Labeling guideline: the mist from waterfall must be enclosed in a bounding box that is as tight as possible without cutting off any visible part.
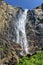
[13,9,29,55]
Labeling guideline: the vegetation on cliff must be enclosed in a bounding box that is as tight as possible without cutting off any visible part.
[18,51,43,65]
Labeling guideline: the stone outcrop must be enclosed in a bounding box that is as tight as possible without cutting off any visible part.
[0,1,43,65]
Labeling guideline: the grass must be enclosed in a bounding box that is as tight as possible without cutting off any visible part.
[18,51,43,65]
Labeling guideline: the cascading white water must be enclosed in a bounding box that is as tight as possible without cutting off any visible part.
[13,9,29,55]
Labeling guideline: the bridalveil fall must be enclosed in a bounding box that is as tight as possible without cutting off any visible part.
[12,9,29,55]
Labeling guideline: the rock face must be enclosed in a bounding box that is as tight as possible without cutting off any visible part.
[0,1,43,65]
[0,1,22,65]
[26,4,43,54]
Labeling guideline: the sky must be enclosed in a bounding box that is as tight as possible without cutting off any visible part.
[4,0,43,10]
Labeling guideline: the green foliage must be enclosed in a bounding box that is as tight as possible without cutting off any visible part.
[0,47,3,51]
[18,51,43,65]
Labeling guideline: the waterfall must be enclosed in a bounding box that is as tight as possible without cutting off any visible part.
[13,9,29,55]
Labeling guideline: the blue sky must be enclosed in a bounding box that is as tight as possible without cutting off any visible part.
[4,0,43,10]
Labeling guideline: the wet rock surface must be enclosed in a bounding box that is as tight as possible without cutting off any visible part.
[0,1,43,65]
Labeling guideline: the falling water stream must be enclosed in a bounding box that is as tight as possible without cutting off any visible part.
[13,9,29,55]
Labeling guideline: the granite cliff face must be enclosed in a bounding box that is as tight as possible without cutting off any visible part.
[26,4,43,54]
[0,1,43,65]
[0,1,22,65]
